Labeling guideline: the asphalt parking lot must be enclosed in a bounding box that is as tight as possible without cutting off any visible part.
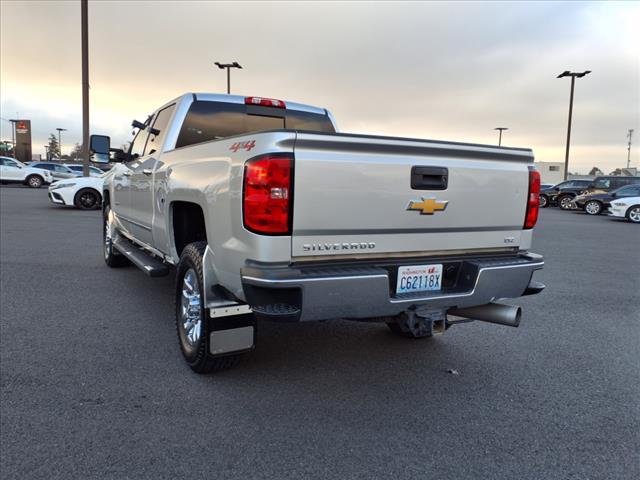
[1,186,638,480]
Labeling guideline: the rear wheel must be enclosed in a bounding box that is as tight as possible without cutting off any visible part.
[584,200,602,215]
[626,205,640,223]
[539,194,548,208]
[26,175,43,188]
[559,195,574,210]
[74,188,101,210]
[175,242,242,373]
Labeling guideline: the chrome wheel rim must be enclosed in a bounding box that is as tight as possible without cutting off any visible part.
[539,196,547,207]
[180,269,202,347]
[104,217,111,259]
[560,197,572,209]
[29,177,41,187]
[630,207,640,222]
[585,202,600,215]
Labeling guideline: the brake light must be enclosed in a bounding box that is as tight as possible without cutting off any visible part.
[245,97,286,109]
[243,154,292,234]
[524,169,541,229]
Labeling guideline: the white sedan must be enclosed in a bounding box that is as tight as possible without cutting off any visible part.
[48,175,104,210]
[608,196,640,224]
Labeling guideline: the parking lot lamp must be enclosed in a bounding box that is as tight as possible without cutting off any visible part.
[56,127,67,159]
[214,61,242,94]
[557,70,591,180]
[494,127,508,146]
[627,129,634,169]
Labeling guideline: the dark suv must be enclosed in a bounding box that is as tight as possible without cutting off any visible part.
[539,179,592,209]
[586,176,640,194]
[573,184,640,215]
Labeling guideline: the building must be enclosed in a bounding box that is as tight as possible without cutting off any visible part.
[535,161,564,185]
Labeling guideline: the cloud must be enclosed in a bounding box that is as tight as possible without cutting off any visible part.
[1,0,638,172]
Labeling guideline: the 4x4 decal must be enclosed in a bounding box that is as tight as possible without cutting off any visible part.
[230,140,256,153]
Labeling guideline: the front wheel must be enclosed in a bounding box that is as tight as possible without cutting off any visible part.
[175,242,242,373]
[103,206,129,267]
[74,188,101,210]
[559,195,574,210]
[539,194,548,208]
[584,200,602,215]
[26,175,43,188]
[626,205,640,223]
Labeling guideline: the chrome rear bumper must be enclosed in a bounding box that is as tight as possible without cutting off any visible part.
[241,252,544,322]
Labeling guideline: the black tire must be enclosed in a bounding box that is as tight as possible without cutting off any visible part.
[74,188,101,210]
[584,200,602,216]
[25,175,43,189]
[175,242,242,373]
[103,206,129,267]
[626,205,640,224]
[539,194,549,208]
[559,195,574,210]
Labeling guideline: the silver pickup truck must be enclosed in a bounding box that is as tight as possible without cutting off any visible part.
[90,92,544,373]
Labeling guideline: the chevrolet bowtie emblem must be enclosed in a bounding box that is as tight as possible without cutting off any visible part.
[406,197,449,215]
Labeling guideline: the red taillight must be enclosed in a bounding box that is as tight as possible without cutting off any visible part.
[524,169,541,229]
[245,96,286,109]
[243,154,292,234]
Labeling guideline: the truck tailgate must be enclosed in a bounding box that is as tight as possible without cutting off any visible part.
[291,133,534,258]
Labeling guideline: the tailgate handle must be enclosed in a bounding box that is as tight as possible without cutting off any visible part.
[411,166,448,190]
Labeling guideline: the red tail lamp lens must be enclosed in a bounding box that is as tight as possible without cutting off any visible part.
[243,155,292,234]
[524,169,541,229]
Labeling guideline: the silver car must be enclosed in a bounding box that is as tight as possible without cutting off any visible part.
[28,162,77,180]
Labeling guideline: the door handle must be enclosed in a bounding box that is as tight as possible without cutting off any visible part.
[122,171,132,177]
[142,169,153,176]
[411,166,448,190]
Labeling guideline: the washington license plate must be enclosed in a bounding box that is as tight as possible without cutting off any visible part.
[396,264,443,294]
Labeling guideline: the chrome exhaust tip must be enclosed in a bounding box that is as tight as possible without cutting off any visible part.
[448,303,522,328]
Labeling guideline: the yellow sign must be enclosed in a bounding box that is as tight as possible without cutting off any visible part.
[406,197,448,215]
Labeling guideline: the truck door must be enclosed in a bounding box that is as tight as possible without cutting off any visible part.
[113,124,150,242]
[128,104,176,247]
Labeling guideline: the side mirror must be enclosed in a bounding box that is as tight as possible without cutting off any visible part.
[90,134,111,163]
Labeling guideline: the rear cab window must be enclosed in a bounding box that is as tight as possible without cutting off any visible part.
[175,101,335,149]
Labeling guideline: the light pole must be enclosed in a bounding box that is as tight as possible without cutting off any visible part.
[9,119,17,158]
[557,70,591,180]
[494,127,508,146]
[214,61,242,94]
[56,127,67,160]
[627,129,634,169]
[44,145,49,161]
[81,0,90,177]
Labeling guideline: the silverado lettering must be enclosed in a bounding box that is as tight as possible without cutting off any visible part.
[302,242,376,252]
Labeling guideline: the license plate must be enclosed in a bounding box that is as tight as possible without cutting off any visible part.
[396,264,443,294]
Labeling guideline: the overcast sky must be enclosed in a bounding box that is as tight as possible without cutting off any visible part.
[1,0,638,172]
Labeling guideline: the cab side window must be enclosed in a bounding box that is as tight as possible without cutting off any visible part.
[130,123,151,159]
[145,104,176,155]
